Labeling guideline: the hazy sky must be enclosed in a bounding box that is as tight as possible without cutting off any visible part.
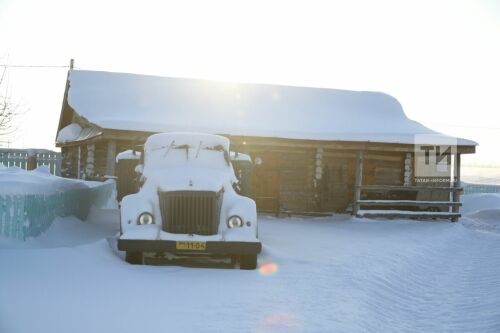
[0,0,499,165]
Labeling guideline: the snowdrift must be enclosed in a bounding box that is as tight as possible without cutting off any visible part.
[0,167,114,240]
[461,192,500,214]
[460,193,500,236]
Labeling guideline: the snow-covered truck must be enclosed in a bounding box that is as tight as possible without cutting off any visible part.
[117,132,261,269]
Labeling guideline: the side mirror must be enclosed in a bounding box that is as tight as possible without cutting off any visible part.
[134,164,144,174]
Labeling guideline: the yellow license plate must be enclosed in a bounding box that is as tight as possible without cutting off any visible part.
[176,241,207,251]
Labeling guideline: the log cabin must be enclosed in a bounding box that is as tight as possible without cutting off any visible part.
[55,68,476,220]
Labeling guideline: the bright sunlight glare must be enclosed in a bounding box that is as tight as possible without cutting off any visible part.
[0,0,499,165]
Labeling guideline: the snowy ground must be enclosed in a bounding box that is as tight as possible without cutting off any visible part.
[1,195,500,333]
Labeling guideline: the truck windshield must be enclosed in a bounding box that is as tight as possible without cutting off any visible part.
[145,141,231,170]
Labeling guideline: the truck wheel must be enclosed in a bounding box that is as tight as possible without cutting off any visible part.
[126,251,143,265]
[240,254,257,270]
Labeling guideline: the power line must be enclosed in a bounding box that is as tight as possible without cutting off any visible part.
[0,64,70,68]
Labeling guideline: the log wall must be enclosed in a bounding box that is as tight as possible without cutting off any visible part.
[61,137,410,213]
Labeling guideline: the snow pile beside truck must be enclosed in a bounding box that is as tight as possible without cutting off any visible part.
[0,166,114,240]
[0,166,87,195]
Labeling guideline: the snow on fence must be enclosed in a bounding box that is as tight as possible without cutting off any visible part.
[463,183,500,195]
[0,181,114,240]
[0,149,61,175]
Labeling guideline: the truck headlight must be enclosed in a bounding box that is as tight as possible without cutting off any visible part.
[227,215,243,228]
[137,212,154,225]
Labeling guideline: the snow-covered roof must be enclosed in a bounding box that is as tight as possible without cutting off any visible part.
[230,151,252,163]
[115,150,141,163]
[64,70,476,146]
[56,123,102,145]
[56,123,82,143]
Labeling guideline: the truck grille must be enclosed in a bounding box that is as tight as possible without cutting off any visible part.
[158,190,222,235]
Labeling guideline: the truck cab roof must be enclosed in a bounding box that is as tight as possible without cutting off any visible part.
[145,132,230,152]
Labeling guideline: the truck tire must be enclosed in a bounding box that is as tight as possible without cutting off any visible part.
[240,254,257,270]
[126,251,143,265]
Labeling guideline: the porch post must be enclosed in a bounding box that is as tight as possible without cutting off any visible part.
[77,146,81,179]
[353,150,364,216]
[106,140,117,176]
[452,153,461,219]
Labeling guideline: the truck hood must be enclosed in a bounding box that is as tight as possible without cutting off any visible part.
[142,167,236,193]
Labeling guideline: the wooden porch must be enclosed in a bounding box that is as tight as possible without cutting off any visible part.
[352,150,463,222]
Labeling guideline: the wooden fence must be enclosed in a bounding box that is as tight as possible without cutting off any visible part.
[0,149,61,175]
[463,183,500,195]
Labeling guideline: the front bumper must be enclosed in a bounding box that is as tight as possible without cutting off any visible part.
[118,239,262,255]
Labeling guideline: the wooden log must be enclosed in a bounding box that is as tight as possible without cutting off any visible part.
[358,210,461,220]
[358,200,462,207]
[358,185,463,192]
